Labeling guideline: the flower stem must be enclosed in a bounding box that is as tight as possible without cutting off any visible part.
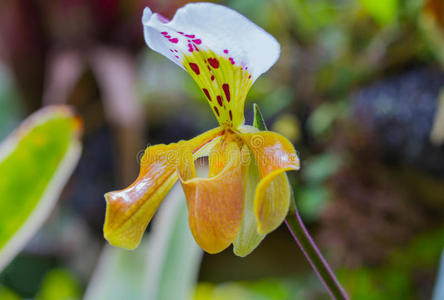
[252,103,348,299]
[285,197,349,300]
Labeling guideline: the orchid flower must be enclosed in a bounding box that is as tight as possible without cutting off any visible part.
[103,2,300,256]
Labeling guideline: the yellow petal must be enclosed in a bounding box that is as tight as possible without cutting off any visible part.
[178,140,248,254]
[255,172,292,235]
[104,127,223,250]
[241,131,300,235]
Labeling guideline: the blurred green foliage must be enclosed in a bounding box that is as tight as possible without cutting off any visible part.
[193,280,290,300]
[0,285,20,300]
[339,228,444,299]
[359,0,398,25]
[36,269,80,300]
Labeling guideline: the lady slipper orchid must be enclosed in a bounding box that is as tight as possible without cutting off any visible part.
[104,2,300,256]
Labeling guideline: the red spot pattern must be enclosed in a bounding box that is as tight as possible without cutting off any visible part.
[203,88,211,101]
[189,63,200,75]
[211,75,215,81]
[223,49,229,54]
[222,84,230,102]
[208,58,219,69]
[217,96,223,107]
[169,38,178,43]
[193,39,202,45]
[229,110,233,121]
[214,106,220,116]
[229,57,235,65]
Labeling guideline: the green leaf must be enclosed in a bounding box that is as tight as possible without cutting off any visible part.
[253,103,268,131]
[84,243,148,300]
[0,106,82,272]
[145,186,203,300]
[85,186,202,300]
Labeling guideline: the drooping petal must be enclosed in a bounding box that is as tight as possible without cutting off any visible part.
[142,3,280,127]
[254,171,292,234]
[178,140,248,254]
[241,130,300,235]
[233,154,265,257]
[104,127,223,250]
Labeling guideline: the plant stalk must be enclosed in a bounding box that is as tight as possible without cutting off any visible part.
[285,198,349,300]
[252,102,348,299]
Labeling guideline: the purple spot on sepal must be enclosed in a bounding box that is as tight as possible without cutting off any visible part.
[203,88,212,101]
[222,84,231,102]
[189,63,200,75]
[208,58,220,69]
[217,96,223,106]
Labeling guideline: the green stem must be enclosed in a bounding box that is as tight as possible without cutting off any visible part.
[252,103,347,299]
[285,197,349,300]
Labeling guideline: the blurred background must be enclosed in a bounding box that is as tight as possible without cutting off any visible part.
[0,0,444,299]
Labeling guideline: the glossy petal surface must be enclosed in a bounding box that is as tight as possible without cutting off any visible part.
[178,140,247,253]
[241,131,300,234]
[104,128,223,250]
